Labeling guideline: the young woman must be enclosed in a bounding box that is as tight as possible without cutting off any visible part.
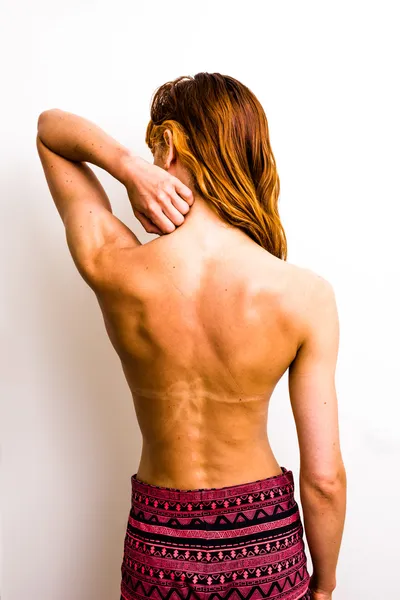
[37,73,346,600]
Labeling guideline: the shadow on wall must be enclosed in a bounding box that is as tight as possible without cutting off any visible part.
[3,169,141,600]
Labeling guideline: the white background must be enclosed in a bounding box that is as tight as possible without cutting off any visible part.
[1,1,399,598]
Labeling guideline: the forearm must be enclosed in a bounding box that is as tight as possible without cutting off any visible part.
[300,468,347,594]
[37,109,134,184]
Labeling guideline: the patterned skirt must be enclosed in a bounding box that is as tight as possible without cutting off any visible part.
[120,467,311,599]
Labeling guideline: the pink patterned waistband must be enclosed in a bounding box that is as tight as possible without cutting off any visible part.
[131,467,294,503]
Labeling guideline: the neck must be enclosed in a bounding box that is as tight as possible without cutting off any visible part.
[165,164,253,250]
[179,192,249,243]
[183,193,224,225]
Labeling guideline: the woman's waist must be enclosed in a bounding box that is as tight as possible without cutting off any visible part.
[136,440,282,491]
[131,465,296,509]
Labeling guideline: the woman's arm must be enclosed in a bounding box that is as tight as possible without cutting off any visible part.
[288,275,347,598]
[37,108,132,183]
[37,109,194,234]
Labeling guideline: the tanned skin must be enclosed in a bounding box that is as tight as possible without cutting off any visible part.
[37,109,346,599]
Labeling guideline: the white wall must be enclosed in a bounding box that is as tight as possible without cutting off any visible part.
[1,1,399,598]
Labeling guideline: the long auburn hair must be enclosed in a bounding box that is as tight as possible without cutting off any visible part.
[145,73,287,260]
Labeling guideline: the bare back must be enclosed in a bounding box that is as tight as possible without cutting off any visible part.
[93,226,316,489]
[37,105,345,594]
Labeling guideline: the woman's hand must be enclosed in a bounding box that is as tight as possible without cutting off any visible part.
[311,591,332,600]
[122,154,194,235]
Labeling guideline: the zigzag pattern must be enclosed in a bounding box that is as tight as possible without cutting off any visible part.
[121,568,312,600]
[120,468,311,599]
[132,501,297,530]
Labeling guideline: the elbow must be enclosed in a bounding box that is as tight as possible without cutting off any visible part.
[37,108,62,134]
[301,465,347,501]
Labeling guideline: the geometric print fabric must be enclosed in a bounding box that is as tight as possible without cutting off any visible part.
[121,467,311,599]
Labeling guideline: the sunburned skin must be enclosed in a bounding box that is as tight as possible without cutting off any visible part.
[94,218,315,490]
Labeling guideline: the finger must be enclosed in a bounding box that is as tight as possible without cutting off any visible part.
[148,204,177,234]
[160,198,185,227]
[134,209,164,235]
[170,191,191,216]
[173,178,194,206]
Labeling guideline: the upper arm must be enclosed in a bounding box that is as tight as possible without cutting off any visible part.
[36,134,141,287]
[288,275,342,480]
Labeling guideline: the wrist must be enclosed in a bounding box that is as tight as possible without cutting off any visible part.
[118,150,145,186]
[310,573,336,594]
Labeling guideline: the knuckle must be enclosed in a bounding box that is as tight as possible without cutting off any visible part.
[156,190,167,204]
